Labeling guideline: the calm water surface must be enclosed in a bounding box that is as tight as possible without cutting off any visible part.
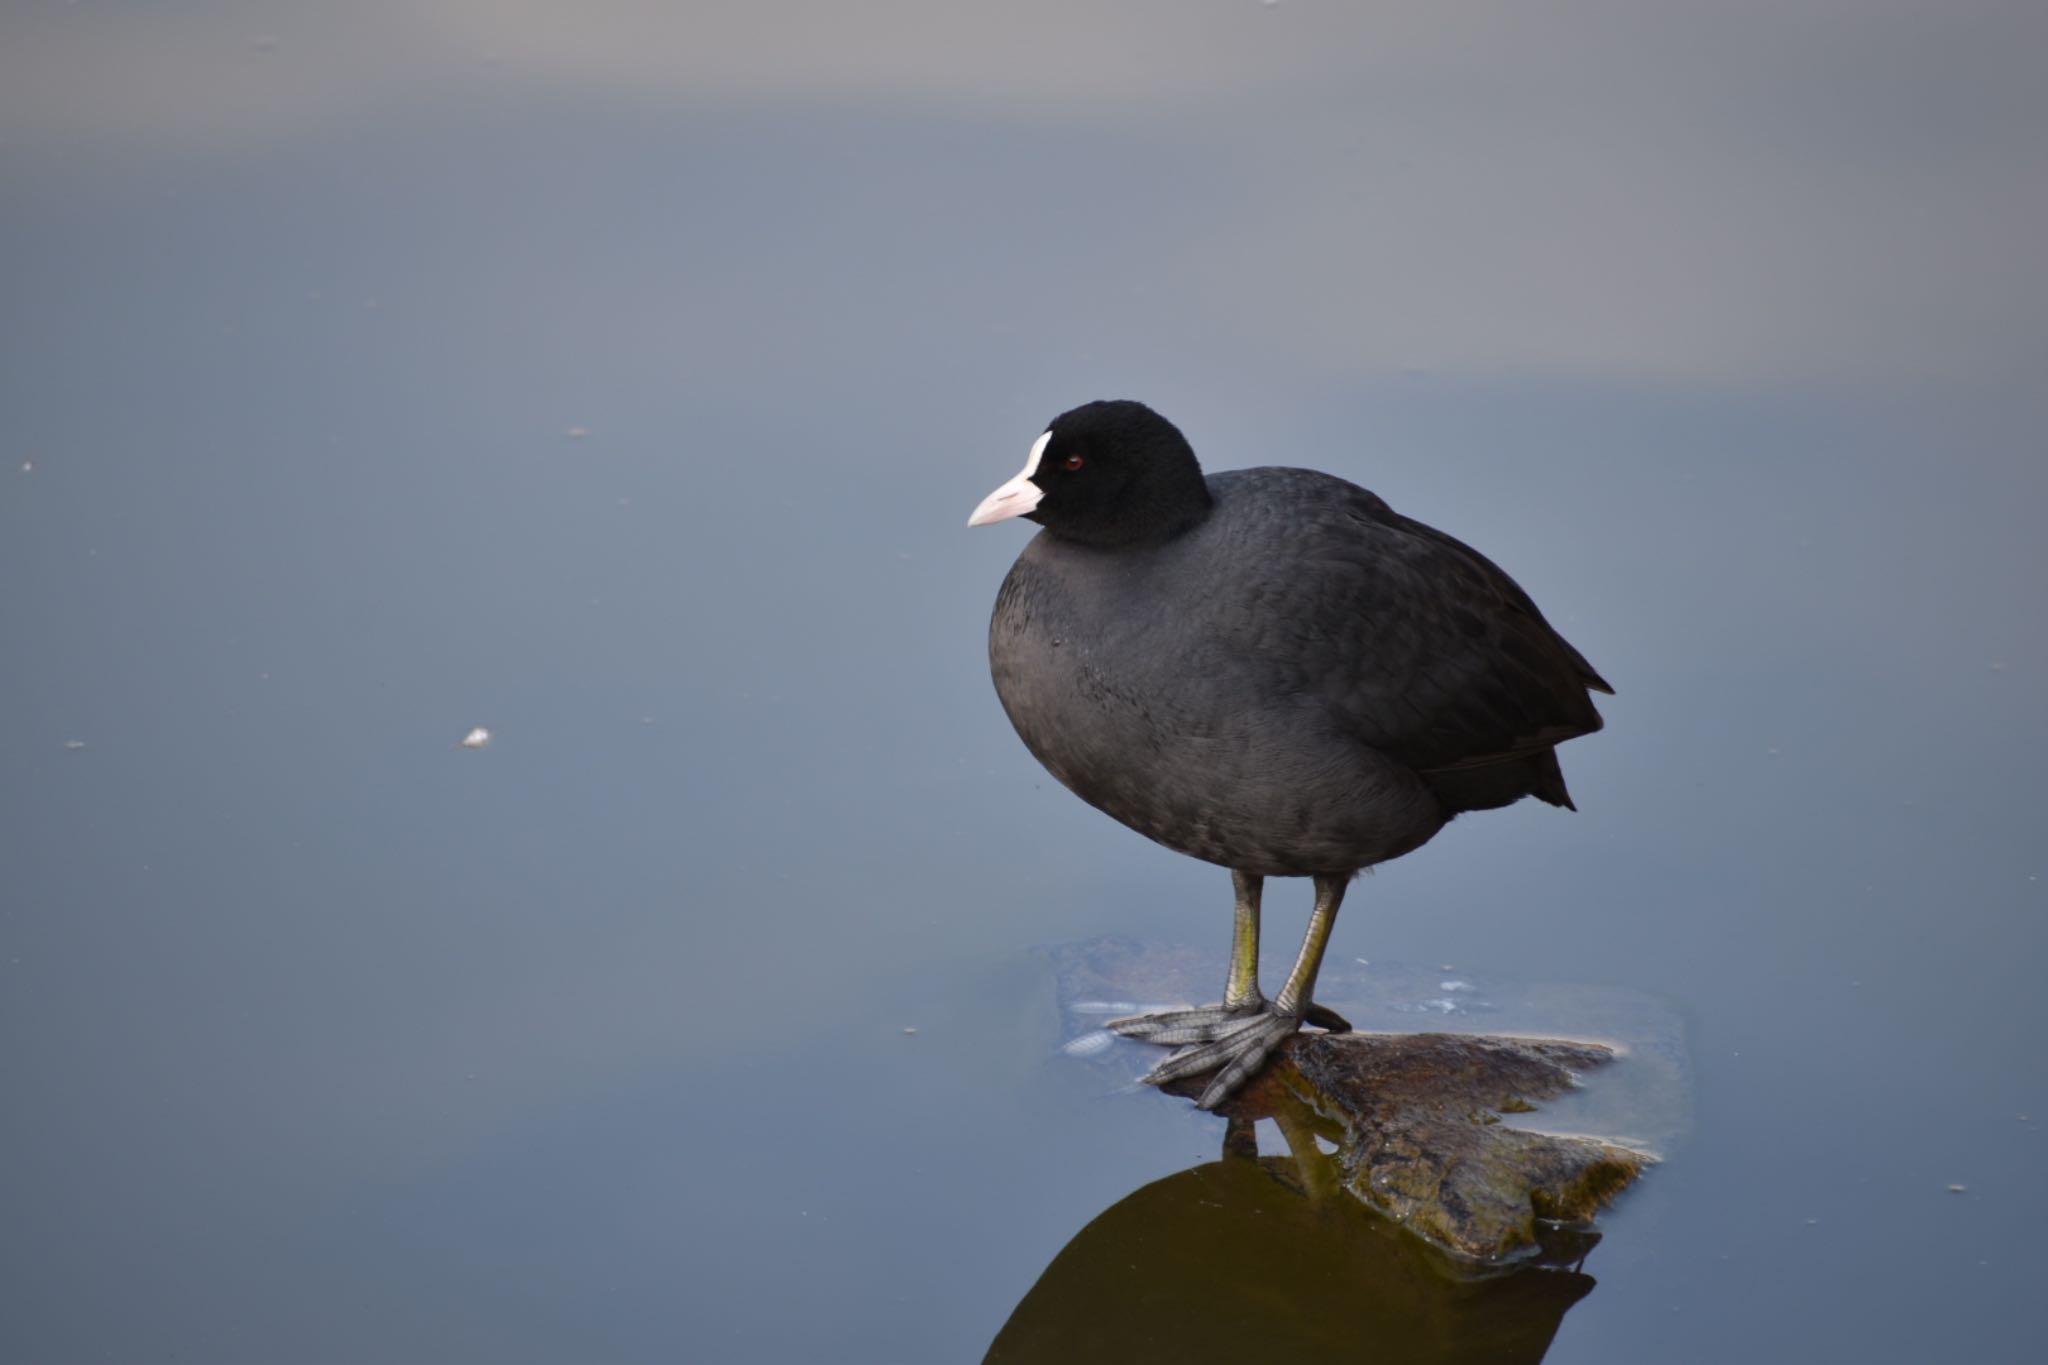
[4,5,2044,1362]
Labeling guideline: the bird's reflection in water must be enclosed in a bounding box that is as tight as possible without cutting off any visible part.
[986,1087,1597,1365]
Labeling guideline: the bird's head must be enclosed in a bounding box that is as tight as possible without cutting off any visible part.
[968,400,1213,547]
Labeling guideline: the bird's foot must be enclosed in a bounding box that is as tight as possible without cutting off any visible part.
[1107,999,1350,1045]
[1107,1000,1352,1110]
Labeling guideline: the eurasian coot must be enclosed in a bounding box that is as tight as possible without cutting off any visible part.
[970,400,1611,1109]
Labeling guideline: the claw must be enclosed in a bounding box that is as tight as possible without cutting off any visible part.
[1302,1003,1352,1033]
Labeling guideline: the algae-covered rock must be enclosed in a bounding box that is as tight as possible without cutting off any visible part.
[1045,936,1681,1264]
[1199,1030,1648,1263]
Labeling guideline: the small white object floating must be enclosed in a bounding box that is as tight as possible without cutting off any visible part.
[63,739,86,750]
[1062,1030,1116,1058]
[458,727,492,749]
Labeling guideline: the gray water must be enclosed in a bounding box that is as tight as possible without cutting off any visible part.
[4,5,2044,1362]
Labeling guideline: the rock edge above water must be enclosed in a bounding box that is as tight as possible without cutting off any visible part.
[1170,1029,1651,1264]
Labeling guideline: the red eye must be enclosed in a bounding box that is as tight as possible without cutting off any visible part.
[1063,454,1084,471]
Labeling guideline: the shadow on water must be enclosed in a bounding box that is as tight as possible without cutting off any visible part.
[977,936,1695,1362]
[986,1107,1597,1364]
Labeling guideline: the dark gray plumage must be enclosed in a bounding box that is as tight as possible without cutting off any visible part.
[970,400,1611,1107]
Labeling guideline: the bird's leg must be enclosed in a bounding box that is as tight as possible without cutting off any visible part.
[1137,874,1355,1109]
[1271,1102,1341,1203]
[1107,872,1269,1045]
[1274,874,1344,1018]
[1220,1114,1259,1161]
[1223,868,1265,1010]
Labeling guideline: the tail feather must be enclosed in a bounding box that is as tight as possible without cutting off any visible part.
[1422,748,1576,816]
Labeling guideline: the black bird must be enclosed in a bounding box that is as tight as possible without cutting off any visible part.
[970,400,1611,1108]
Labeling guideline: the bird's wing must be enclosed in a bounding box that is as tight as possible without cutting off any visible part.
[1223,490,1609,774]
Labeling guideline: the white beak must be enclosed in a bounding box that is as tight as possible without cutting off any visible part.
[969,430,1053,527]
[967,470,1044,527]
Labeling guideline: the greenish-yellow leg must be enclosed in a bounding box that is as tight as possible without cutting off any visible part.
[1109,873,1354,1109]
[1274,875,1342,1015]
[1222,869,1264,1009]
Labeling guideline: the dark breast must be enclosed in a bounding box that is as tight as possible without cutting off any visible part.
[988,468,1607,877]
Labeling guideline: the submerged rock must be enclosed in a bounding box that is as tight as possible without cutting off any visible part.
[1046,936,1679,1265]
[1183,1030,1648,1263]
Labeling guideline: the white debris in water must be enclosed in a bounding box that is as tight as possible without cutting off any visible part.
[1062,1030,1115,1058]
[900,1027,918,1035]
[1948,1183,1968,1194]
[20,461,31,473]
[565,426,591,439]
[1439,979,1474,993]
[458,727,492,749]
[63,739,86,750]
